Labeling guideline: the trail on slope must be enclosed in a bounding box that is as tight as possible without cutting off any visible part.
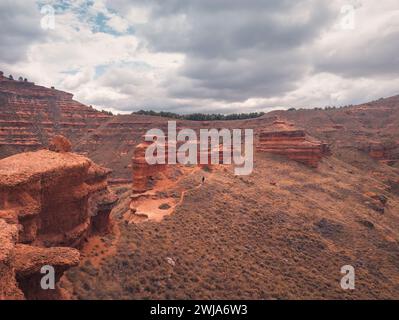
[128,166,214,223]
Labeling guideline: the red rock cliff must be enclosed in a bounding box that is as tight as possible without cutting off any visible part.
[0,74,112,158]
[0,220,24,299]
[132,140,155,194]
[0,147,117,299]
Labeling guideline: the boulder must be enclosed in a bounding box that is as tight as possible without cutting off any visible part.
[48,135,72,153]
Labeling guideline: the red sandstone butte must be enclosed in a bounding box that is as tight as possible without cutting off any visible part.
[257,121,330,168]
[132,139,155,194]
[0,148,117,299]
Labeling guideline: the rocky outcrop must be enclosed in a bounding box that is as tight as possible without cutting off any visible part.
[360,142,399,165]
[48,135,72,153]
[0,218,80,300]
[0,148,117,247]
[132,139,157,194]
[86,162,118,233]
[0,220,24,300]
[0,146,117,299]
[131,135,220,195]
[13,244,80,300]
[257,121,330,168]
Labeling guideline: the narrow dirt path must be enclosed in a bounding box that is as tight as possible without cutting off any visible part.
[133,167,215,222]
[177,179,205,206]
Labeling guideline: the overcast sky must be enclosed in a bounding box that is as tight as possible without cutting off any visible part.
[1,0,399,114]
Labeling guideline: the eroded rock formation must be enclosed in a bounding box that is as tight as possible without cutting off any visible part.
[0,218,80,300]
[131,135,219,195]
[0,220,24,300]
[361,141,399,165]
[257,121,330,168]
[132,138,156,194]
[48,135,72,153]
[0,144,117,299]
[13,244,80,300]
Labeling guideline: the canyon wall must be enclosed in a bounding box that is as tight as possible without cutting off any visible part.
[0,74,111,158]
[3,71,399,178]
[0,144,117,299]
[269,96,399,167]
[74,114,277,179]
[131,120,334,197]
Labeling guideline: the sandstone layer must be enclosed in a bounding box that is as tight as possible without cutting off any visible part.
[3,73,399,179]
[131,139,156,194]
[0,220,24,299]
[0,73,111,158]
[0,147,117,299]
[360,141,399,165]
[269,95,399,167]
[131,135,221,195]
[257,121,330,168]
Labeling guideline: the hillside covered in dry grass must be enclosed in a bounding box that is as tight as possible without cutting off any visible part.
[64,149,399,299]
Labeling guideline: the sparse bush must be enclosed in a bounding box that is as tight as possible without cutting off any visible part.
[159,203,171,210]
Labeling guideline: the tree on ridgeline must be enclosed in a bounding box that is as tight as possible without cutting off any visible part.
[132,110,265,121]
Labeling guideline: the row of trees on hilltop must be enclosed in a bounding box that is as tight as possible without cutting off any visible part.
[287,105,355,112]
[133,110,265,121]
[1,72,29,82]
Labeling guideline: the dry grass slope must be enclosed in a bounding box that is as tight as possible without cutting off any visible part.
[64,152,399,299]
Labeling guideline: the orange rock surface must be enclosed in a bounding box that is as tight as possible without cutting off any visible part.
[48,135,72,153]
[0,148,117,299]
[0,220,24,300]
[132,140,156,194]
[131,135,216,195]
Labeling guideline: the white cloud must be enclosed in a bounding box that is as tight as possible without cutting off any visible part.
[1,0,399,114]
[61,67,94,90]
[125,6,150,24]
[107,14,129,33]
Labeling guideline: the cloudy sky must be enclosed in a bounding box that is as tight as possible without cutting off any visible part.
[0,0,399,114]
